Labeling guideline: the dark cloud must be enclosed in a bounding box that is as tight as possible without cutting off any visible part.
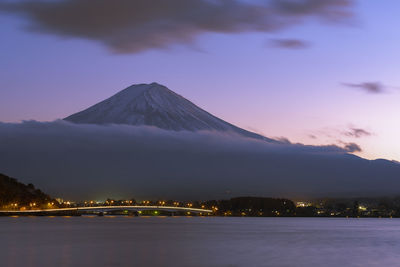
[344,127,372,138]
[272,0,353,19]
[0,120,399,201]
[0,0,355,53]
[308,134,317,139]
[312,126,372,141]
[343,82,386,94]
[269,38,310,49]
[342,142,362,152]
[274,136,291,144]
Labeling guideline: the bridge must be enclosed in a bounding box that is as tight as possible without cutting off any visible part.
[0,205,213,216]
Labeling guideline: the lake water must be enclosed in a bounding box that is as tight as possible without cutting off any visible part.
[1,216,400,267]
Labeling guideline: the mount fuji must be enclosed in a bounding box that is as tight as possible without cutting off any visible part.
[2,83,400,200]
[65,82,276,142]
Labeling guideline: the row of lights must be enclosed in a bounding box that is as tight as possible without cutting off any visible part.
[75,200,215,210]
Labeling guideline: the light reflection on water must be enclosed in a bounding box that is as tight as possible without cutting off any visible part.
[1,217,400,267]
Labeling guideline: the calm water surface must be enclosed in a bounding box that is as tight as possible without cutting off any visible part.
[1,217,400,267]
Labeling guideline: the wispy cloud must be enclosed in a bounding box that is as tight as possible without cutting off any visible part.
[306,125,373,153]
[0,0,355,53]
[342,82,386,94]
[342,142,362,152]
[308,125,373,140]
[269,38,310,49]
[343,127,372,138]
[308,134,317,140]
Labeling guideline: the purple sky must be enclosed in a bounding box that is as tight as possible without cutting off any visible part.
[1,0,399,161]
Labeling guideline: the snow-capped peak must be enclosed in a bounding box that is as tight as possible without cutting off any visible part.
[64,83,274,141]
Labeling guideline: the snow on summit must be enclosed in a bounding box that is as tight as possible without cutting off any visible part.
[64,82,274,141]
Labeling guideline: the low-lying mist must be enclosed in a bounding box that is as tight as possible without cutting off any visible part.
[0,120,399,200]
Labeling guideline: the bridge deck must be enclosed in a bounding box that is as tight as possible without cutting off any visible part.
[0,205,213,214]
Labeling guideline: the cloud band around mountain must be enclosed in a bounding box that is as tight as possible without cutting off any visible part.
[0,120,398,201]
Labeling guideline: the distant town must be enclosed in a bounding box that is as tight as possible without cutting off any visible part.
[1,173,400,218]
[52,196,400,218]
[4,195,400,218]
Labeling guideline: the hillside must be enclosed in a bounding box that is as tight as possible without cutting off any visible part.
[0,173,56,209]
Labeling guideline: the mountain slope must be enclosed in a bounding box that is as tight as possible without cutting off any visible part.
[64,82,275,142]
